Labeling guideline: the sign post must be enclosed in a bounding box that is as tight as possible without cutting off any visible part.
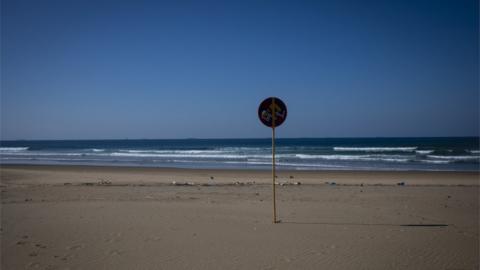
[258,97,287,223]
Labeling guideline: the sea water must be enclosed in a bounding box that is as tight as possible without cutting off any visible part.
[1,138,479,171]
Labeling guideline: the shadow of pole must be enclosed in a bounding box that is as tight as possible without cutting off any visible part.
[280,221,448,227]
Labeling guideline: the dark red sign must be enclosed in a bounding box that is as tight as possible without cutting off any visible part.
[258,97,287,128]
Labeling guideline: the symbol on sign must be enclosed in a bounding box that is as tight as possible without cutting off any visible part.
[258,97,287,128]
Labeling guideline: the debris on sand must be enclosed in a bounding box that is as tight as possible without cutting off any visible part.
[98,179,112,185]
[234,181,255,186]
[171,181,195,186]
[278,181,302,186]
[201,183,213,186]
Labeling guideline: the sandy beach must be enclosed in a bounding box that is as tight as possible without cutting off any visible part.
[1,165,478,269]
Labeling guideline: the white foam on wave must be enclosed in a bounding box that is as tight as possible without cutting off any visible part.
[334,147,417,152]
[0,157,111,162]
[295,154,410,163]
[468,150,480,154]
[110,152,246,159]
[415,150,434,155]
[91,149,105,152]
[118,149,224,154]
[218,147,268,151]
[175,150,226,154]
[427,155,480,161]
[224,160,347,168]
[0,147,29,151]
[119,150,164,153]
[0,152,83,156]
[420,160,451,164]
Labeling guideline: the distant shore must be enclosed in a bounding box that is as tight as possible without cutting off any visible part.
[1,164,478,269]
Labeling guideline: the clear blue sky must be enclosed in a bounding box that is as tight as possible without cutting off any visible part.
[1,0,478,140]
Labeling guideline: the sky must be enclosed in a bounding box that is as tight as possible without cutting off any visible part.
[1,0,478,140]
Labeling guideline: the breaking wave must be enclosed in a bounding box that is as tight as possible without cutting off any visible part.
[295,154,410,163]
[333,147,417,152]
[415,150,434,155]
[427,155,480,161]
[421,160,451,164]
[0,147,29,151]
[109,152,247,159]
[118,149,224,154]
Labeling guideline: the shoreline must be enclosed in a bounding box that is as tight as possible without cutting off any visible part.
[1,164,478,186]
[2,162,480,172]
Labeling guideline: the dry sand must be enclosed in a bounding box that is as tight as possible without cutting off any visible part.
[1,165,479,269]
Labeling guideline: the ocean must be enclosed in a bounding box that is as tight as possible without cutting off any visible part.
[0,138,479,171]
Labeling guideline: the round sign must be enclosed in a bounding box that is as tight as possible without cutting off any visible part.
[258,97,287,128]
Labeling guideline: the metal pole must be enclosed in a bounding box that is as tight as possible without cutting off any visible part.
[272,98,277,223]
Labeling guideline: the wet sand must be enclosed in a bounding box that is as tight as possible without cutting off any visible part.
[1,165,478,269]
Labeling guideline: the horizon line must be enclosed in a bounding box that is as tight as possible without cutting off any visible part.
[1,135,479,142]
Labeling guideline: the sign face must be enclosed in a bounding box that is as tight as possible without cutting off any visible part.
[258,97,287,128]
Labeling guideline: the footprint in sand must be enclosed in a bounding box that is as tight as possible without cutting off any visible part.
[26,262,41,268]
[60,254,76,261]
[29,251,39,257]
[66,244,85,250]
[104,232,123,243]
[34,243,47,249]
[108,249,123,256]
[144,236,162,242]
[104,238,114,243]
